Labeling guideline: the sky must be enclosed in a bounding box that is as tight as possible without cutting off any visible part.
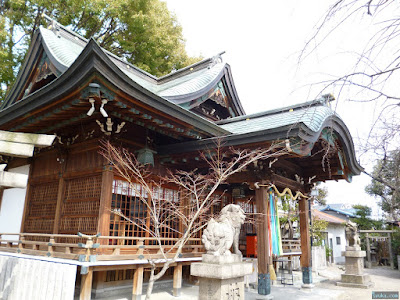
[165,0,384,218]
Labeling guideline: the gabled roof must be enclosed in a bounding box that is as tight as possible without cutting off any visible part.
[0,18,363,181]
[0,33,230,138]
[158,98,363,177]
[312,209,346,224]
[319,204,357,217]
[2,22,244,117]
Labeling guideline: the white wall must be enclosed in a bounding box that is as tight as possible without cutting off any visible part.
[327,223,346,264]
[312,245,327,271]
[0,165,29,241]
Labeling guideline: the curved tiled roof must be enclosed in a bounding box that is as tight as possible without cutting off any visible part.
[158,63,225,98]
[218,105,335,135]
[39,25,230,105]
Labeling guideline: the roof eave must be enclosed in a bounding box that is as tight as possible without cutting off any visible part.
[0,39,229,138]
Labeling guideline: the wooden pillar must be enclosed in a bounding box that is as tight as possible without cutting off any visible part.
[299,197,312,285]
[97,165,114,242]
[173,264,183,297]
[80,267,93,300]
[92,271,106,298]
[0,188,4,213]
[53,177,65,234]
[132,267,144,300]
[388,233,394,269]
[19,163,34,233]
[255,186,271,295]
[365,233,371,268]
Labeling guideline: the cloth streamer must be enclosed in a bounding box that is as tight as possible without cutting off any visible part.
[268,191,282,256]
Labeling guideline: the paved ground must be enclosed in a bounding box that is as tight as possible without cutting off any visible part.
[93,265,400,299]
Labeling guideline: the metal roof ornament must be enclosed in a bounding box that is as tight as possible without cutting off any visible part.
[208,52,224,69]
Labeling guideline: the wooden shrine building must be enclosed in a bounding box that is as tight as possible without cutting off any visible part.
[0,19,362,299]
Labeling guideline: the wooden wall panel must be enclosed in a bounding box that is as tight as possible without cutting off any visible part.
[31,152,60,179]
[65,149,104,174]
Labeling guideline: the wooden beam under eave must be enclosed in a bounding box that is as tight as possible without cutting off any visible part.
[0,170,28,188]
[273,158,304,177]
[0,130,55,147]
[270,174,305,193]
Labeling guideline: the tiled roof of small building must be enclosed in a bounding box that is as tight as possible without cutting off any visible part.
[319,204,357,217]
[312,209,346,224]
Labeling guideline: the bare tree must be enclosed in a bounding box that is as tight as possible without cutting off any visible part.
[102,140,288,299]
[300,0,400,193]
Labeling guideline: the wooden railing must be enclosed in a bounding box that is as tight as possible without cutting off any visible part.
[0,233,205,262]
[281,239,301,254]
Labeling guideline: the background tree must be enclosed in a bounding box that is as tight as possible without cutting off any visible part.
[102,140,288,299]
[310,218,328,246]
[351,204,383,230]
[315,184,328,206]
[365,150,400,221]
[0,0,200,102]
[300,0,400,199]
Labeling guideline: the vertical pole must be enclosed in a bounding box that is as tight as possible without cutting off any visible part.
[299,197,312,286]
[0,188,4,213]
[173,264,183,297]
[80,268,93,300]
[19,164,34,233]
[53,177,65,234]
[365,233,371,268]
[388,232,394,269]
[132,267,144,300]
[255,186,271,295]
[97,164,114,249]
[92,271,106,298]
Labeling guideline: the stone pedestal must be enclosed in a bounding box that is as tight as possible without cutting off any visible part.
[336,246,374,289]
[191,254,252,300]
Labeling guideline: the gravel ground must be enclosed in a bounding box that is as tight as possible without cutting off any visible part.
[317,265,400,300]
[90,265,400,299]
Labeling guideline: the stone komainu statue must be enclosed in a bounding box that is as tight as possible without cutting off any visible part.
[345,220,361,247]
[202,204,246,256]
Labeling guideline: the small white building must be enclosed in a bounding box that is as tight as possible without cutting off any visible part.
[313,209,346,264]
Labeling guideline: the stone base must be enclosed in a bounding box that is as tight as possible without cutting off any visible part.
[336,281,374,289]
[336,274,374,289]
[258,273,271,296]
[302,267,313,285]
[301,283,315,289]
[191,255,252,280]
[198,276,245,300]
[191,254,253,300]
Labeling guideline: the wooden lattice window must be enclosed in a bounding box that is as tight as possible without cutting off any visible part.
[64,176,102,200]
[59,176,102,235]
[25,181,58,234]
[236,199,256,251]
[30,181,59,205]
[152,186,180,245]
[110,180,148,245]
[110,180,181,245]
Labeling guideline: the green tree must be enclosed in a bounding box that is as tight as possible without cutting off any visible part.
[0,0,200,102]
[365,150,400,221]
[310,218,328,246]
[351,204,383,230]
[315,185,328,206]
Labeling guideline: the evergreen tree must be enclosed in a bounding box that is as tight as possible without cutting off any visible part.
[365,151,400,221]
[0,0,200,102]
